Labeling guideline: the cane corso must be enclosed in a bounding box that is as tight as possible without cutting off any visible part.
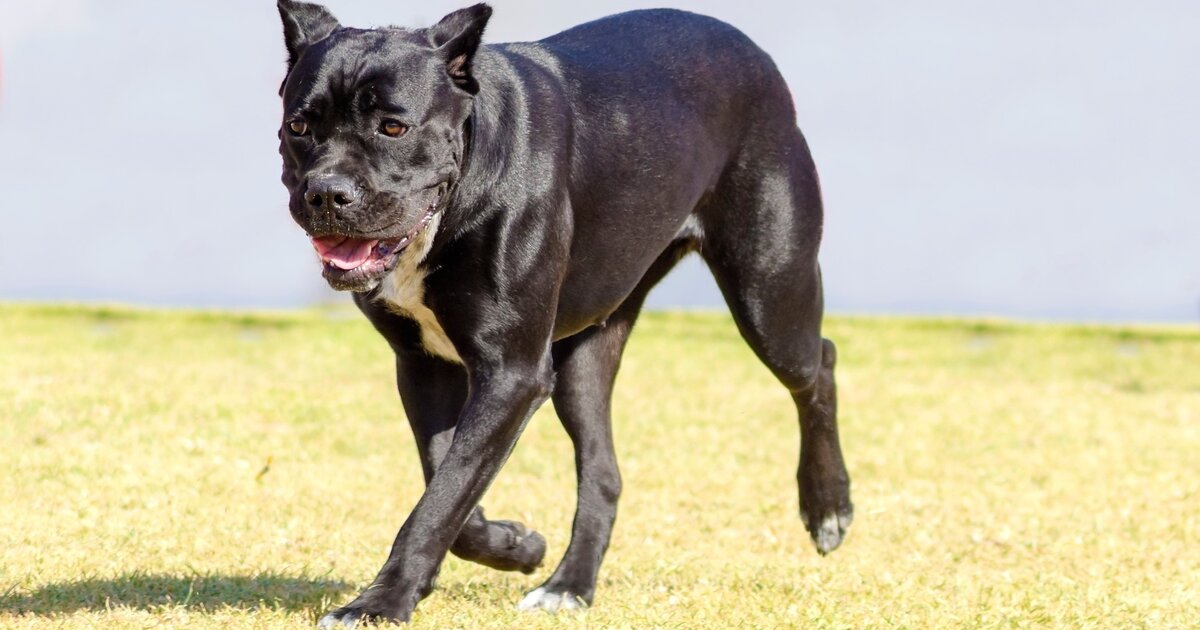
[275,1,852,624]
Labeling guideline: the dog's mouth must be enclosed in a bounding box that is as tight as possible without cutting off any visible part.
[310,206,438,291]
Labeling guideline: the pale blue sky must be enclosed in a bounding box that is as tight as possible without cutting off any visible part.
[1,1,1197,321]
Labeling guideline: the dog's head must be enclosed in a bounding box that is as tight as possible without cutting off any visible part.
[276,0,491,291]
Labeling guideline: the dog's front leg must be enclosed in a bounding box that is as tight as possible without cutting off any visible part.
[319,357,553,627]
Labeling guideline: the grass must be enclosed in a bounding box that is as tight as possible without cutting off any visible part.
[1,302,1198,629]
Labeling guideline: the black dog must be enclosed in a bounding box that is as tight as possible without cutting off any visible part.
[276,1,852,625]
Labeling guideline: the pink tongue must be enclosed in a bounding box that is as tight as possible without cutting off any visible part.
[311,235,379,270]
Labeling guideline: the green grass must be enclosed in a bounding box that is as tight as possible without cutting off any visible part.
[1,303,1198,628]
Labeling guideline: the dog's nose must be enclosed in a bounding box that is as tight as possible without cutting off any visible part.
[305,175,360,213]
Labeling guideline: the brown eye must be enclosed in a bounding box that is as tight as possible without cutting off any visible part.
[380,119,408,137]
[288,120,308,136]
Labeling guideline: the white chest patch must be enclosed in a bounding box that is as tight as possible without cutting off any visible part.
[374,213,463,364]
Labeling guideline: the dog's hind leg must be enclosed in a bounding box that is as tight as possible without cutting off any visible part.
[518,242,690,611]
[393,351,548,574]
[697,129,853,554]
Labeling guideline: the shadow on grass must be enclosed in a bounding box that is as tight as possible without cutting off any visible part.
[0,572,351,615]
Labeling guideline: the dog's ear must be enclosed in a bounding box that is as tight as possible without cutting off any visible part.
[278,0,341,69]
[428,4,492,94]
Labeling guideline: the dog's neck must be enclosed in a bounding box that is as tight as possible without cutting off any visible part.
[437,75,515,237]
[459,111,475,188]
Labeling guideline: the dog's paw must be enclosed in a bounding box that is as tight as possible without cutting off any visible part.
[451,519,547,574]
[516,587,588,612]
[492,520,547,575]
[317,608,364,629]
[801,504,854,555]
[317,596,410,628]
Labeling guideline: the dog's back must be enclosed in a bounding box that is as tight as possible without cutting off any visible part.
[470,10,813,333]
[500,9,797,171]
[538,9,793,127]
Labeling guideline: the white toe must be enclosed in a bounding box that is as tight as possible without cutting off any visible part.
[517,587,548,611]
[317,613,356,629]
[517,587,587,612]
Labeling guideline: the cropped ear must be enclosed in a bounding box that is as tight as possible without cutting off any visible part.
[428,4,493,94]
[278,0,341,69]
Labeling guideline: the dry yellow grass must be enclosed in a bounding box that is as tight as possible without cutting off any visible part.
[1,303,1198,628]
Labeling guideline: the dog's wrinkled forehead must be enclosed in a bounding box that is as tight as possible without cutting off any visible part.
[283,29,449,117]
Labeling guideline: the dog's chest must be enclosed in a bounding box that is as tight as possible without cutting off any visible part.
[375,215,463,364]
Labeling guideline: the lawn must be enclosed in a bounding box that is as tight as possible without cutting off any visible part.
[1,303,1197,629]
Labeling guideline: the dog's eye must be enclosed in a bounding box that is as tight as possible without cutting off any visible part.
[379,120,408,138]
[288,120,309,136]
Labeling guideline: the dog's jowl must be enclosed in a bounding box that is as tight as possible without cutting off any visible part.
[275,1,852,625]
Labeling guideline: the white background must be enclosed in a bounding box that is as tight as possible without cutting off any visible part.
[1,1,1197,322]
